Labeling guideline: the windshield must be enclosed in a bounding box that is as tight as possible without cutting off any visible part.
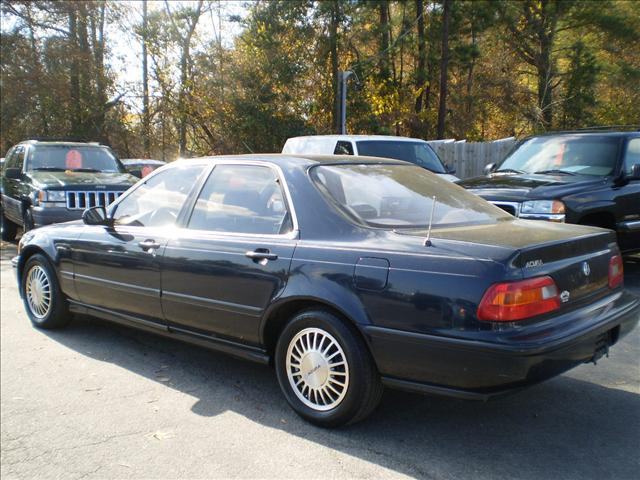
[28,146,124,173]
[311,164,509,229]
[355,141,446,173]
[497,136,619,176]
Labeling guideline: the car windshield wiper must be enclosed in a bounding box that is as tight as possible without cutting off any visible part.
[71,168,103,173]
[31,167,66,171]
[533,169,577,176]
[495,168,525,174]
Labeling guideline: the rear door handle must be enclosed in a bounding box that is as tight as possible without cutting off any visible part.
[139,239,161,251]
[245,249,278,262]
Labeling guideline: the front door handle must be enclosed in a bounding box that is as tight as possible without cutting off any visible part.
[245,249,278,262]
[139,239,161,251]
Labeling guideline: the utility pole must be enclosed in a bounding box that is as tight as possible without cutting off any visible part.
[339,70,355,135]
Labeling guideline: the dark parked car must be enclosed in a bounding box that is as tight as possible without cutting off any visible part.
[1,140,138,241]
[122,158,166,178]
[458,131,640,253]
[14,154,639,427]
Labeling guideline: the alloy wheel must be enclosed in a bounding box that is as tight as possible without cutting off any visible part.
[25,265,52,319]
[285,327,350,411]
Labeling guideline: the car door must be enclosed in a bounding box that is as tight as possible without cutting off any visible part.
[161,162,297,345]
[616,137,640,251]
[2,146,27,224]
[71,164,207,323]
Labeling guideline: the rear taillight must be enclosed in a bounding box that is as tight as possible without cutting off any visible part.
[477,276,560,322]
[608,255,624,289]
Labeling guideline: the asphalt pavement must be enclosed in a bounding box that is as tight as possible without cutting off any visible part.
[1,240,639,480]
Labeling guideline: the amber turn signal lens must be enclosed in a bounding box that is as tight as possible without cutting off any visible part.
[477,276,561,322]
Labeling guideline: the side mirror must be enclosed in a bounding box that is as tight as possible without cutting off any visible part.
[483,163,496,175]
[4,167,22,179]
[82,206,111,226]
[631,164,640,179]
[129,168,143,179]
[445,163,456,175]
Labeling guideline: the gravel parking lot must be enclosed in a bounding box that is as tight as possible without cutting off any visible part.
[1,240,639,480]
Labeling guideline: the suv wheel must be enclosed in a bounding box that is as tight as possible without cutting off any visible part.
[21,254,70,329]
[1,208,18,241]
[275,309,383,427]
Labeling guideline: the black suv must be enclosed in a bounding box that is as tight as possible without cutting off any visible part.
[1,140,138,240]
[458,131,640,253]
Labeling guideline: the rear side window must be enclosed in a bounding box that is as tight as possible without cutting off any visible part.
[188,164,292,235]
[623,138,640,176]
[334,141,354,155]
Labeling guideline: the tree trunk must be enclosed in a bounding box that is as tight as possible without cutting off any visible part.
[90,3,107,142]
[536,1,556,128]
[414,0,426,134]
[436,0,451,139]
[378,0,391,82]
[142,0,150,156]
[330,1,340,133]
[76,2,91,138]
[68,4,81,137]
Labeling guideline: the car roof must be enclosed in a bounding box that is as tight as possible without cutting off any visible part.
[122,159,165,165]
[525,130,639,140]
[177,153,408,170]
[20,140,109,147]
[285,134,428,143]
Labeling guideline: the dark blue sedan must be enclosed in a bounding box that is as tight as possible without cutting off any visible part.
[14,154,640,427]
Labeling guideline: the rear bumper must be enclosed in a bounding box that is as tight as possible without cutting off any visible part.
[364,291,640,400]
[31,206,82,228]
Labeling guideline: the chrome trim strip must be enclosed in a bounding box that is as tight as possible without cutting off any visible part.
[618,220,640,232]
[519,213,566,222]
[74,273,159,297]
[162,290,262,317]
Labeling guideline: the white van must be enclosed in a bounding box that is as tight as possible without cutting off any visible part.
[282,135,459,182]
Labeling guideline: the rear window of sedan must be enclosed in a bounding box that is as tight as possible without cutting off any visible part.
[311,164,509,229]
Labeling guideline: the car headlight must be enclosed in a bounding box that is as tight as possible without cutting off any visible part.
[34,190,66,204]
[520,200,565,214]
[519,200,565,222]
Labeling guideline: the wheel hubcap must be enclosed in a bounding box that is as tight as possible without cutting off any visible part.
[286,327,349,411]
[25,265,51,319]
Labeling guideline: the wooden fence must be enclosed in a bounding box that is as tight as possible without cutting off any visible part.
[426,137,517,179]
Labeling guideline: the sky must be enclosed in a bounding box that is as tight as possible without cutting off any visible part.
[108,1,250,112]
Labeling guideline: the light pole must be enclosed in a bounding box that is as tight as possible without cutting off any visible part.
[339,70,355,135]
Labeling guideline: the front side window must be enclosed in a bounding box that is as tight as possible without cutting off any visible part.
[498,136,620,176]
[311,164,509,229]
[28,146,125,173]
[7,146,25,170]
[623,138,640,176]
[188,164,292,235]
[355,141,446,173]
[112,165,205,227]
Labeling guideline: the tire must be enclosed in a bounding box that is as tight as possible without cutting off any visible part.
[22,206,35,233]
[1,208,17,241]
[275,309,383,428]
[20,254,70,329]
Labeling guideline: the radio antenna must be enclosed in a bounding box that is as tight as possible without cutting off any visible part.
[424,196,437,247]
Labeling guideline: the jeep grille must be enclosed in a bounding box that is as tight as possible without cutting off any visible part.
[66,191,123,210]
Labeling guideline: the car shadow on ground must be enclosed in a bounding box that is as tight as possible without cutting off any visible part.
[38,313,639,480]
